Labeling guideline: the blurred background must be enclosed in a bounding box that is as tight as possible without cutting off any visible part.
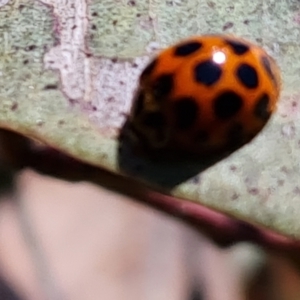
[1,0,300,299]
[0,168,300,300]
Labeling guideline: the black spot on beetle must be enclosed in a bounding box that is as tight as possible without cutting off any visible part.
[153,74,174,99]
[194,60,222,86]
[254,93,271,121]
[261,56,278,87]
[236,63,259,89]
[225,39,250,55]
[214,91,243,119]
[174,41,202,56]
[142,111,166,128]
[142,112,167,145]
[173,97,199,130]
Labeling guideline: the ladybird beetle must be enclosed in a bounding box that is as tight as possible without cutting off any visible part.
[128,35,281,161]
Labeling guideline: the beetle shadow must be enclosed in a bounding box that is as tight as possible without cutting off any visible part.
[117,121,222,190]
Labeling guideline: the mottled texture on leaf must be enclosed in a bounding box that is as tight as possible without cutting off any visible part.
[1,0,300,239]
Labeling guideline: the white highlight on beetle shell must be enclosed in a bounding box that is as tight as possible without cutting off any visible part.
[213,51,226,64]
